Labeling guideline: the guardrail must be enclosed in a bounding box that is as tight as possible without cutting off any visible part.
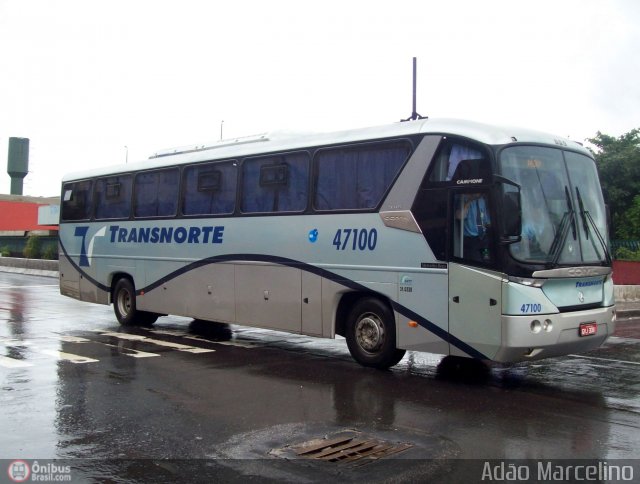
[612,240,640,252]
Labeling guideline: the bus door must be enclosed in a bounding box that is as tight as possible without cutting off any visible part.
[448,263,502,360]
[448,189,502,360]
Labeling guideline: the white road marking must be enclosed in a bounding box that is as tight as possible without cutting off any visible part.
[568,354,640,366]
[146,328,257,348]
[55,335,92,343]
[143,329,187,337]
[3,330,217,365]
[0,285,58,290]
[100,343,160,358]
[0,355,33,368]
[97,331,214,354]
[39,349,99,364]
[186,336,256,348]
[0,340,33,347]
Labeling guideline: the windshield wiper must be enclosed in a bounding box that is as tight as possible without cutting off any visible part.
[585,210,612,264]
[575,186,612,265]
[565,185,577,241]
[575,187,589,240]
[549,211,571,266]
[548,186,577,266]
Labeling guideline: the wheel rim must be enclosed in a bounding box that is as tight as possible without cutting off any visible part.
[117,288,132,318]
[355,312,385,353]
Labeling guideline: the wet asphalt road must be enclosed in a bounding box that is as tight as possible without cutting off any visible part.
[1,272,640,483]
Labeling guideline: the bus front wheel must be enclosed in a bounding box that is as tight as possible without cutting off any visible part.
[345,297,406,369]
[113,278,158,326]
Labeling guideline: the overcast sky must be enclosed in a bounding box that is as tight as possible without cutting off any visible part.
[1,0,638,197]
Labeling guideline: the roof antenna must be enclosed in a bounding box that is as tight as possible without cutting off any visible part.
[401,57,427,122]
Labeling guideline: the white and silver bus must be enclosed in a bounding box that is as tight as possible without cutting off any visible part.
[59,118,616,369]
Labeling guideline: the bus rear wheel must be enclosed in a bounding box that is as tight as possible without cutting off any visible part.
[345,297,406,369]
[113,278,158,326]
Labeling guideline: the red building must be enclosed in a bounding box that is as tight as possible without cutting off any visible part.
[0,194,59,233]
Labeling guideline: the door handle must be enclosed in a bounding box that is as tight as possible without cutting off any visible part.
[452,296,460,303]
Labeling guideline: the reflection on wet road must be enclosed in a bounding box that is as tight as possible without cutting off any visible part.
[1,272,639,481]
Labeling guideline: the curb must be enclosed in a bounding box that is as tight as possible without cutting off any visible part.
[614,285,640,303]
[0,257,59,279]
[0,266,59,278]
[617,309,640,320]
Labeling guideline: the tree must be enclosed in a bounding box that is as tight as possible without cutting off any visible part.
[618,195,640,239]
[23,235,41,259]
[587,129,640,239]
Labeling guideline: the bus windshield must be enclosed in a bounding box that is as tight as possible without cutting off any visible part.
[499,146,609,266]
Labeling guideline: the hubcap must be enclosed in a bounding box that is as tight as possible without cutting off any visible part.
[117,289,131,317]
[355,313,385,353]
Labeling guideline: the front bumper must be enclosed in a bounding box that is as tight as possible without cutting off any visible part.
[492,305,616,363]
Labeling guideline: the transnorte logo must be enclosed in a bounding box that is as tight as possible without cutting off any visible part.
[73,225,225,267]
[575,280,603,288]
[74,226,106,267]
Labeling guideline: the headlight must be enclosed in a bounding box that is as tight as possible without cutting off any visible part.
[509,276,545,288]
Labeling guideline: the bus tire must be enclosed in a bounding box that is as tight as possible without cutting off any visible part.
[113,278,158,326]
[345,297,406,369]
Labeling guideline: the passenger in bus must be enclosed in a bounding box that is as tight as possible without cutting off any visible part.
[456,193,492,262]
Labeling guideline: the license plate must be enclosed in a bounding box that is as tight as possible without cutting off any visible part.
[579,322,598,337]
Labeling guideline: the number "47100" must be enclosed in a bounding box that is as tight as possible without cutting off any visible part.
[333,228,377,251]
[520,303,542,313]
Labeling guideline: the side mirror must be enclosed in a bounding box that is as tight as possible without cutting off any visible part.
[494,175,522,243]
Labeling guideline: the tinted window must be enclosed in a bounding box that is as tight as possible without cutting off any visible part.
[314,142,410,210]
[412,188,448,260]
[134,168,179,218]
[427,139,488,184]
[241,152,309,213]
[95,175,133,220]
[183,161,238,215]
[61,180,94,221]
[452,191,494,264]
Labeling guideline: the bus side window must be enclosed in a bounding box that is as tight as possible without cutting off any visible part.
[95,175,133,220]
[134,169,179,218]
[314,142,409,211]
[241,152,309,213]
[61,180,93,221]
[183,161,237,216]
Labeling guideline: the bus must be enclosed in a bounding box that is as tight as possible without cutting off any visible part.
[58,118,616,369]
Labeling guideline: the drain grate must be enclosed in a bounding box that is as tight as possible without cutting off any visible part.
[289,432,413,465]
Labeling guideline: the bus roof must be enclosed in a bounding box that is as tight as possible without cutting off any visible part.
[62,118,591,182]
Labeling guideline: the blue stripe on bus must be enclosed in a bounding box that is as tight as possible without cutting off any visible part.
[59,241,488,360]
[138,253,489,359]
[59,241,111,293]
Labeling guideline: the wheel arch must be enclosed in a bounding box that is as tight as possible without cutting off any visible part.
[109,271,135,304]
[334,290,395,337]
